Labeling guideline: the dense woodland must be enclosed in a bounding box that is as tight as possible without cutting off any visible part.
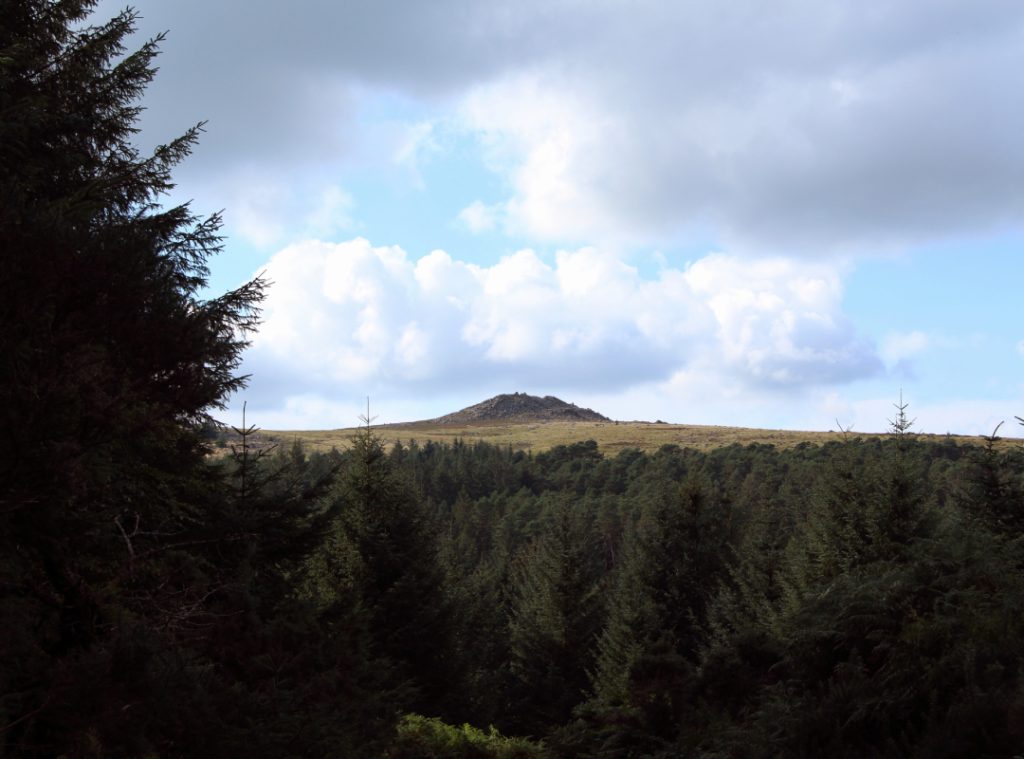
[5,3,1024,757]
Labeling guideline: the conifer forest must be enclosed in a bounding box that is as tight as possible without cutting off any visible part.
[5,3,1024,757]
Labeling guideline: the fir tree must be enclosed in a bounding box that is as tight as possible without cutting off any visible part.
[507,497,605,736]
[322,411,459,719]
[0,3,265,753]
[582,478,727,754]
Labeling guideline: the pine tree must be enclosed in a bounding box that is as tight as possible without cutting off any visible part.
[186,436,401,757]
[582,478,727,753]
[506,497,605,736]
[704,496,792,646]
[956,421,1024,537]
[0,3,264,753]
[709,406,961,757]
[321,412,459,719]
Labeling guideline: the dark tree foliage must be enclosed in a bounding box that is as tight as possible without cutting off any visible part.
[439,490,520,729]
[388,431,1024,757]
[957,423,1024,537]
[0,3,294,754]
[693,436,1024,758]
[193,440,402,758]
[576,477,729,756]
[506,496,605,737]
[308,421,460,721]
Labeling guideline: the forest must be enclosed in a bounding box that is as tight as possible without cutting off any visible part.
[4,3,1024,757]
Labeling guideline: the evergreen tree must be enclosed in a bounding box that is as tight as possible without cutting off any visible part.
[0,3,267,754]
[506,497,605,737]
[704,495,792,647]
[580,478,727,754]
[312,415,459,719]
[956,421,1024,537]
[697,410,1019,757]
[439,490,519,729]
[190,434,402,757]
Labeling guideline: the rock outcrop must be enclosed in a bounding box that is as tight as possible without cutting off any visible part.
[432,392,609,424]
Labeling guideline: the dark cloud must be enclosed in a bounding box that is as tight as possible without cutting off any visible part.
[93,0,1024,249]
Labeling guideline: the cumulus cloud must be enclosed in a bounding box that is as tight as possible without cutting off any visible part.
[439,1,1024,250]
[193,175,358,250]
[686,255,880,385]
[105,0,1024,252]
[458,39,1024,250]
[239,238,881,423]
[879,330,930,379]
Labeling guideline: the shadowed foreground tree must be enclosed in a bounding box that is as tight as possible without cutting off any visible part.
[0,2,267,753]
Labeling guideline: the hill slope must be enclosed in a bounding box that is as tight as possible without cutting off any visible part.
[431,392,609,424]
[257,419,1012,458]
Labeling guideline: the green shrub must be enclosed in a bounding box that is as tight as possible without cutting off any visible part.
[387,714,550,758]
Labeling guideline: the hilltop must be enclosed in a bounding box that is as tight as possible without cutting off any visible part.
[430,392,610,424]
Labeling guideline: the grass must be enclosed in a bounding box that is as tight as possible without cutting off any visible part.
[246,419,1017,456]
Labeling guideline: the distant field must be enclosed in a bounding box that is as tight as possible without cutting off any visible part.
[246,420,1016,456]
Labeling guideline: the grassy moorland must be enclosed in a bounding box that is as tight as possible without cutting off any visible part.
[249,419,1014,456]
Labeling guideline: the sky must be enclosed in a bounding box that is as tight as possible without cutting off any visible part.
[95,0,1024,436]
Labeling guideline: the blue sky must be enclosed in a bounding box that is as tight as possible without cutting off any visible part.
[97,0,1024,435]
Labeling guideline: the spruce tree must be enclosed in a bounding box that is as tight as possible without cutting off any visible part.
[582,478,727,753]
[321,414,459,719]
[956,422,1024,537]
[506,497,605,736]
[0,3,264,753]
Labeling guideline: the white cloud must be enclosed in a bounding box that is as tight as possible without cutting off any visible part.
[448,5,1024,251]
[304,185,355,240]
[209,176,358,249]
[393,121,441,188]
[111,0,1024,254]
[881,330,930,365]
[460,74,611,242]
[457,200,500,233]
[239,238,881,426]
[229,180,291,249]
[684,255,879,386]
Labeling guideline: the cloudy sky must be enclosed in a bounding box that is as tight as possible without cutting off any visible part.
[97,0,1024,435]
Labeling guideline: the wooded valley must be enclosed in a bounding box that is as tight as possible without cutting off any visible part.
[4,3,1024,757]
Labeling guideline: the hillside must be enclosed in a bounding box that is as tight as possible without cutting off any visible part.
[245,393,1018,456]
[255,418,1012,457]
[430,392,609,424]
